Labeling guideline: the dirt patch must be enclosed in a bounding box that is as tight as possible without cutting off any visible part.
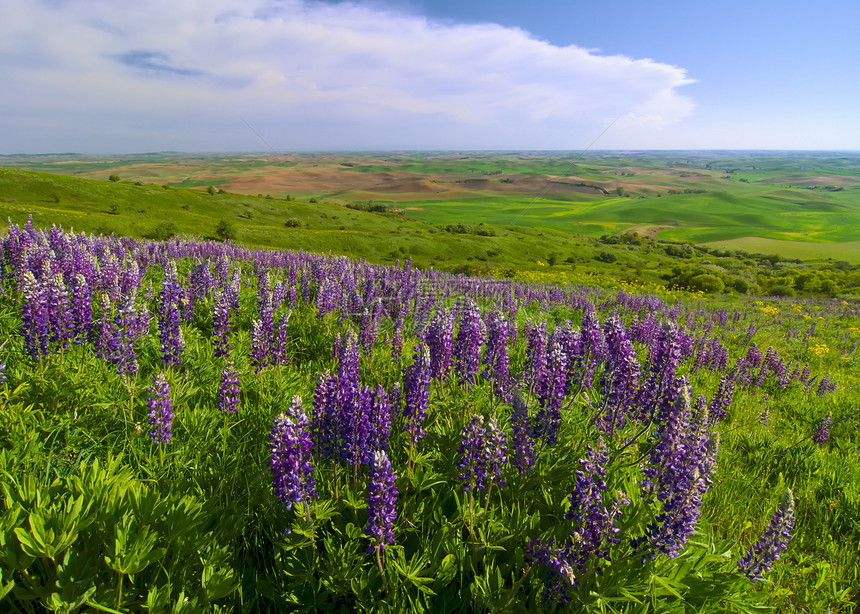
[622,224,677,240]
[758,174,858,187]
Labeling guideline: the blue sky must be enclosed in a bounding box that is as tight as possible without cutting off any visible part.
[1,0,858,153]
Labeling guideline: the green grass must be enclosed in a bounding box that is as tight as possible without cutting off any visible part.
[701,237,860,264]
[1,220,859,612]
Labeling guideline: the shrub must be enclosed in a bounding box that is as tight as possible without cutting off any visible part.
[768,284,795,297]
[215,220,237,242]
[688,273,725,294]
[145,222,178,241]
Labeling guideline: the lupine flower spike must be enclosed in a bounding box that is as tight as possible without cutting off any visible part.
[218,363,241,413]
[365,449,398,590]
[270,396,317,511]
[738,488,795,582]
[147,372,174,444]
[812,412,832,445]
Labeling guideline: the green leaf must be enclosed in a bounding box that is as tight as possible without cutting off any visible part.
[435,554,457,585]
[202,565,238,601]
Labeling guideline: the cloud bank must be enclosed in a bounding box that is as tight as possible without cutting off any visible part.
[0,0,695,152]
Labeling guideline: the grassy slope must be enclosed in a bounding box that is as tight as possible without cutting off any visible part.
[7,151,860,262]
[0,166,653,282]
[5,159,860,293]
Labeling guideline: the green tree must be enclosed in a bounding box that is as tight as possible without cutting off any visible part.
[207,185,217,196]
[108,175,120,182]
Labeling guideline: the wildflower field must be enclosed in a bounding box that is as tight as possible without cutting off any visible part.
[0,217,858,612]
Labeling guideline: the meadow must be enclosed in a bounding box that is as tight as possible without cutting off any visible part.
[0,212,858,612]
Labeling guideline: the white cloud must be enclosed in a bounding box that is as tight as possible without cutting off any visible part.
[0,0,695,152]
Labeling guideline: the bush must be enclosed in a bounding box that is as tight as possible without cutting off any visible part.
[768,284,796,297]
[215,220,237,242]
[284,219,302,228]
[688,273,725,294]
[108,175,120,182]
[145,222,178,241]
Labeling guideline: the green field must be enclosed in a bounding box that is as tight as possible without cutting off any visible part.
[5,150,860,263]
[4,151,860,292]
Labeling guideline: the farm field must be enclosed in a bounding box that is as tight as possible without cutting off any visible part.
[5,151,860,263]
[0,216,859,612]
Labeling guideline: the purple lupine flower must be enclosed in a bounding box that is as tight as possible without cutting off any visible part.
[367,385,392,453]
[311,370,340,462]
[114,296,139,375]
[69,273,92,344]
[815,375,836,396]
[256,271,275,359]
[218,363,240,413]
[425,309,454,381]
[359,305,379,353]
[348,385,376,467]
[212,290,231,358]
[635,321,681,422]
[458,415,488,491]
[92,293,120,363]
[20,271,49,359]
[402,344,432,445]
[270,396,317,510]
[738,488,795,582]
[708,376,736,423]
[745,343,763,370]
[157,261,184,366]
[457,415,507,492]
[532,339,567,445]
[564,442,628,574]
[333,333,363,465]
[188,261,212,312]
[365,450,398,552]
[271,278,287,310]
[147,372,174,444]
[45,269,74,348]
[580,309,607,361]
[509,391,536,474]
[453,299,486,385]
[599,316,640,435]
[390,317,404,361]
[526,539,576,605]
[0,360,6,386]
[249,319,269,373]
[812,412,832,444]
[636,380,719,559]
[483,311,512,402]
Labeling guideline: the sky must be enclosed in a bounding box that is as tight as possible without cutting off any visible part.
[2,0,859,153]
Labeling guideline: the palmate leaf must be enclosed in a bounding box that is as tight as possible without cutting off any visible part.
[202,564,238,602]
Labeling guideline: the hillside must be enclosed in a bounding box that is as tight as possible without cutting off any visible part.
[3,163,860,299]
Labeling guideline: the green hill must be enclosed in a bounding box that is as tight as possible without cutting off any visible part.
[3,165,860,299]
